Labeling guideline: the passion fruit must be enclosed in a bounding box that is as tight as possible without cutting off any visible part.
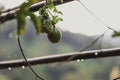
[47,28,62,43]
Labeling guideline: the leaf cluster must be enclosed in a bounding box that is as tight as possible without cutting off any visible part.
[17,0,63,43]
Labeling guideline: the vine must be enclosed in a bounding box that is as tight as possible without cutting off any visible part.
[17,37,44,80]
[15,0,63,80]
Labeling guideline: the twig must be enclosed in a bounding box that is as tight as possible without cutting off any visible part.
[17,37,44,80]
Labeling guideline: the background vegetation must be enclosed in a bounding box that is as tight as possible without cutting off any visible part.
[0,19,120,80]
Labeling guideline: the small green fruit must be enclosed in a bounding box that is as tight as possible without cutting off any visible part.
[47,28,62,43]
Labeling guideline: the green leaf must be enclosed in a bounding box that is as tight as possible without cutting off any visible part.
[112,32,120,37]
[53,7,63,15]
[16,11,26,35]
[43,20,54,34]
[48,0,54,9]
[39,7,45,15]
[49,3,55,10]
[39,7,49,19]
[29,13,42,34]
[20,2,30,15]
[52,16,63,24]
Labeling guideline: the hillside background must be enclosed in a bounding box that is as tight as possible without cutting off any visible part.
[0,19,120,80]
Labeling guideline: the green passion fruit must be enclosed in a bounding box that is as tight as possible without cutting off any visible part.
[47,28,62,43]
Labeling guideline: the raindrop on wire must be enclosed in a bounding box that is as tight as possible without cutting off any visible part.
[22,66,25,69]
[77,59,80,62]
[80,59,84,61]
[95,52,98,56]
[8,67,12,70]
[8,33,14,39]
[8,30,18,39]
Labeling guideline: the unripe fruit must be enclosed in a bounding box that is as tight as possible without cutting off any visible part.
[47,28,61,43]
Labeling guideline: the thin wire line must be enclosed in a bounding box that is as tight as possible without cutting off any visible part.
[76,1,120,79]
[79,29,107,52]
[77,0,108,28]
[97,36,104,49]
[17,37,44,80]
[77,0,119,33]
[66,29,109,61]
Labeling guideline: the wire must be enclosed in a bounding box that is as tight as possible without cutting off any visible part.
[97,35,104,49]
[76,1,120,80]
[17,37,44,80]
[67,29,109,61]
[77,0,108,27]
[77,0,120,33]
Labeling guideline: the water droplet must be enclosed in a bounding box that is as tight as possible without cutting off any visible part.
[22,66,25,69]
[95,52,98,56]
[27,16,31,19]
[8,33,13,38]
[8,67,12,70]
[80,59,84,61]
[8,32,18,39]
[77,59,80,62]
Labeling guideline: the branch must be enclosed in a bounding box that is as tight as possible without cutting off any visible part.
[0,48,120,69]
[0,0,75,23]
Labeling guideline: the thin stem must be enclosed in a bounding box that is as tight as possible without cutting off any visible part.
[17,37,44,80]
[45,0,54,17]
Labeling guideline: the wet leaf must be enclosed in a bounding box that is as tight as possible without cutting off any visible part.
[29,13,42,34]
[16,11,26,35]
[112,32,120,37]
[52,16,63,24]
[20,2,30,13]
